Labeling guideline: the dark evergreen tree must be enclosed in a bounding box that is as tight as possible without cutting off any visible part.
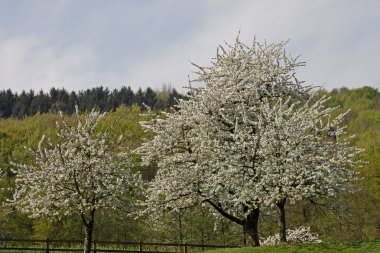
[49,88,59,103]
[143,87,157,108]
[108,89,120,111]
[57,88,70,114]
[115,86,134,106]
[0,89,15,118]
[30,90,52,115]
[93,86,110,111]
[49,88,70,114]
[1,86,182,118]
[134,88,144,107]
[12,91,33,118]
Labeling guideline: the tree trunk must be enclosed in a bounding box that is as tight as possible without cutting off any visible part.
[243,208,260,247]
[204,199,260,246]
[276,198,287,243]
[83,209,96,253]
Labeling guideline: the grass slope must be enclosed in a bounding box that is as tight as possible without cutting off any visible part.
[204,242,380,253]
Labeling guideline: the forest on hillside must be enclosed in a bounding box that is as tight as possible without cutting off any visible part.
[0,85,182,118]
[0,85,379,245]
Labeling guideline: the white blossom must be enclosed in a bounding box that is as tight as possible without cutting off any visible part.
[12,107,143,253]
[261,226,322,245]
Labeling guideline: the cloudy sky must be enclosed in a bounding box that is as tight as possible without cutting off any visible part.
[0,0,379,93]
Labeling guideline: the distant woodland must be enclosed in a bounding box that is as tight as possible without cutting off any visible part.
[0,85,182,118]
[0,85,379,244]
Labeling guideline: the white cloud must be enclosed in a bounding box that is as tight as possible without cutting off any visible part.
[123,0,380,91]
[0,35,97,92]
[0,0,378,93]
[0,35,134,93]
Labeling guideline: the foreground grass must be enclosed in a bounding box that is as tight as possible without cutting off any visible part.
[204,241,380,253]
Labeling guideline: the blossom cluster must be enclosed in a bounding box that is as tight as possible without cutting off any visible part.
[261,226,322,245]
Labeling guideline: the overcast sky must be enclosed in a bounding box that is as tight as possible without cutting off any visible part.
[0,0,379,93]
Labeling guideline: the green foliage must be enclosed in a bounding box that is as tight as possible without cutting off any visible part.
[143,206,242,246]
[93,210,145,242]
[32,216,82,240]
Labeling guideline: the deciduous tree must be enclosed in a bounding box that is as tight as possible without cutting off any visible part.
[137,37,361,246]
[137,37,308,246]
[13,107,143,253]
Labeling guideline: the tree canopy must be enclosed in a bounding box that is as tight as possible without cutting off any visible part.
[12,107,144,253]
[136,38,361,246]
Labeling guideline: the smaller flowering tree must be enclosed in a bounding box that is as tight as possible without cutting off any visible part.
[12,107,143,253]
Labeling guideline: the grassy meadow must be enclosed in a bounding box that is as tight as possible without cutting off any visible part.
[204,241,380,253]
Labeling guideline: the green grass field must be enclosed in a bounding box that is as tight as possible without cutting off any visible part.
[204,242,380,253]
[0,241,379,252]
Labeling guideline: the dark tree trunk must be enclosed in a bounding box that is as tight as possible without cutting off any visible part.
[276,198,287,243]
[243,208,260,247]
[84,225,93,253]
[82,209,96,253]
[204,199,261,247]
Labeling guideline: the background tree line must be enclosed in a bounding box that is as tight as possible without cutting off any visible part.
[0,86,379,245]
[0,84,182,118]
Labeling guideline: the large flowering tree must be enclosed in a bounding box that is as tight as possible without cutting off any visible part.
[137,38,306,246]
[137,37,360,246]
[13,108,143,253]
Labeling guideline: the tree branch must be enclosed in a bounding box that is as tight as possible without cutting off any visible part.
[203,199,244,225]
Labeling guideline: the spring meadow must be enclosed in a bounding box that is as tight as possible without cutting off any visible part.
[0,1,379,253]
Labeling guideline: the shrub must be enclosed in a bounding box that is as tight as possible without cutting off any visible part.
[261,226,322,245]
